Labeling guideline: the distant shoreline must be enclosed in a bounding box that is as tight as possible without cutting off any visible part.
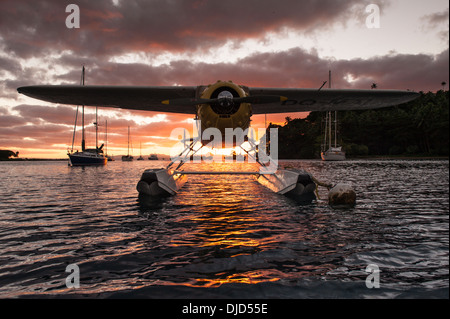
[346,155,449,160]
[1,156,448,162]
[0,158,67,161]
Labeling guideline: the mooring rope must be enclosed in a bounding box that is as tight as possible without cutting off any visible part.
[310,175,333,190]
[310,175,333,200]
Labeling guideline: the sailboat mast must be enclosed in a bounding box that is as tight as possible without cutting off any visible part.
[329,111,332,150]
[105,120,108,156]
[335,111,338,148]
[71,107,78,153]
[322,113,327,152]
[328,70,331,89]
[81,66,86,152]
[330,70,337,148]
[95,106,98,151]
[128,126,130,156]
[328,70,332,150]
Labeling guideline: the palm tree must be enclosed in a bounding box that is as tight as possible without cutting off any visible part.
[441,81,447,90]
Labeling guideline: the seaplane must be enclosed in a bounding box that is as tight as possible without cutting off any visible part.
[18,78,419,204]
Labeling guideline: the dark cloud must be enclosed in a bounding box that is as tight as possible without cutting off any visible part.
[422,8,449,27]
[0,114,28,127]
[3,0,447,92]
[0,55,22,75]
[0,123,70,146]
[50,47,448,91]
[422,8,449,45]
[334,48,449,91]
[1,0,448,158]
[13,104,76,125]
[0,0,365,58]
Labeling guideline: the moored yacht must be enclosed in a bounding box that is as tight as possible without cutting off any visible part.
[68,66,107,166]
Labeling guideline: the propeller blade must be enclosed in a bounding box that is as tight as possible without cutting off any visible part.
[161,98,214,106]
[162,95,287,106]
[234,95,288,104]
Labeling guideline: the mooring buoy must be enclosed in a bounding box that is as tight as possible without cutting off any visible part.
[328,183,356,207]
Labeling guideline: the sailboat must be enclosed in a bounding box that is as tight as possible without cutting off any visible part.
[68,66,107,166]
[137,142,144,160]
[105,120,114,161]
[321,71,346,161]
[121,126,134,161]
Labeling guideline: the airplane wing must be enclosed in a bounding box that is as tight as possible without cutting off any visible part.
[248,88,420,114]
[17,85,419,114]
[17,85,199,114]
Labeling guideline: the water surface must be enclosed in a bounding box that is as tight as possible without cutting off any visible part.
[0,159,448,298]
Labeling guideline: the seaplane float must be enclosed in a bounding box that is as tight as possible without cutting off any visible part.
[18,78,419,206]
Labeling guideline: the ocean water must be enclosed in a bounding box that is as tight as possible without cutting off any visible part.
[0,159,448,299]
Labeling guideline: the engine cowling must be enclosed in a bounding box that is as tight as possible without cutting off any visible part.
[197,81,252,147]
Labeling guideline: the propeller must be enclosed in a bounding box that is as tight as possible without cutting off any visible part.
[162,95,287,106]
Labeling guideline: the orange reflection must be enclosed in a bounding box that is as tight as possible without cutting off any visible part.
[171,163,269,249]
[193,271,281,288]
[150,161,336,289]
[166,162,288,287]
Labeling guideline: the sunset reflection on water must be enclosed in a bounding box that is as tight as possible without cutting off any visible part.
[150,162,326,288]
[1,160,447,298]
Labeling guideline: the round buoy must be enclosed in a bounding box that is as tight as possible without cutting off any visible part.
[328,183,356,207]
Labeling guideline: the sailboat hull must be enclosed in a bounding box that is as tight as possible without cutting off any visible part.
[321,149,346,161]
[68,67,108,167]
[68,152,107,166]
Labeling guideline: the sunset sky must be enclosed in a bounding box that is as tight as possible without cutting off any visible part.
[1,0,448,158]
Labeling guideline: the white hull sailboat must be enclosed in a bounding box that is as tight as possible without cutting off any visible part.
[321,71,346,161]
[321,146,346,161]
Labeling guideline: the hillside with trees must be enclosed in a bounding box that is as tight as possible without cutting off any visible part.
[270,90,449,159]
[0,150,19,160]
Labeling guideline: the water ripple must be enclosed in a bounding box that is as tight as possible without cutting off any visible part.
[0,159,448,298]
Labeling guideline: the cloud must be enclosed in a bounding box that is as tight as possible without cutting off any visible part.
[0,114,28,127]
[422,8,449,27]
[18,44,444,92]
[1,0,448,158]
[13,104,77,125]
[422,8,449,45]
[3,0,447,92]
[6,46,447,156]
[77,47,448,91]
[0,0,365,59]
[0,123,70,148]
[335,48,449,91]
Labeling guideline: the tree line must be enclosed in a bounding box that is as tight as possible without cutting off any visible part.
[269,90,449,159]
